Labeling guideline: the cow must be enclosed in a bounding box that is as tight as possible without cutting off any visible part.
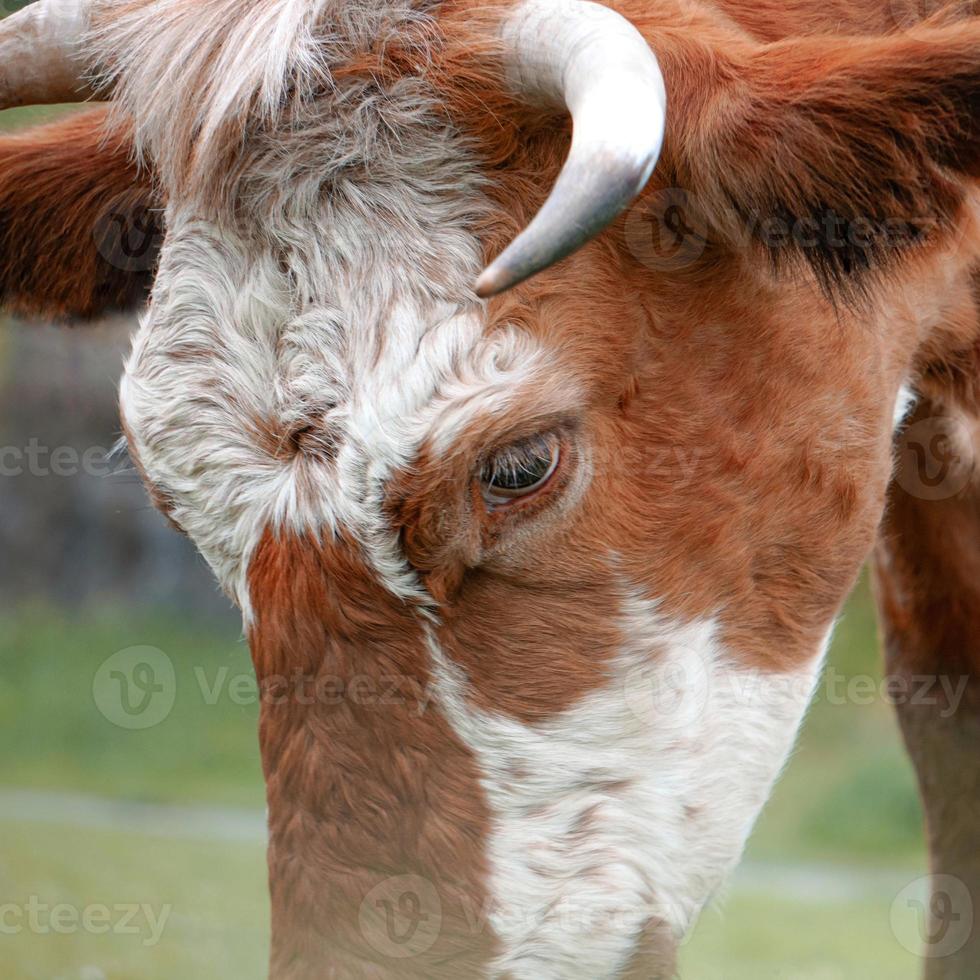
[2,0,980,976]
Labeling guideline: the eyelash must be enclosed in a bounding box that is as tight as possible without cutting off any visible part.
[480,433,561,506]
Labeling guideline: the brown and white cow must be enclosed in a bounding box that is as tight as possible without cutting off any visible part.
[3,0,980,976]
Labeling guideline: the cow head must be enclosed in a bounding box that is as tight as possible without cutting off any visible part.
[4,0,980,975]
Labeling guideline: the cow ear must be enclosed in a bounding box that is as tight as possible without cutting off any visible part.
[0,106,161,321]
[668,20,980,295]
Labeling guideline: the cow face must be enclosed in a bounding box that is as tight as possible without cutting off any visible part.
[5,0,980,976]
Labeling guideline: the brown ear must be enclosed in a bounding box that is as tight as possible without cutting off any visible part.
[0,106,161,321]
[662,19,980,294]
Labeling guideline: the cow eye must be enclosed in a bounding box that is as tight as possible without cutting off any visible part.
[480,433,560,507]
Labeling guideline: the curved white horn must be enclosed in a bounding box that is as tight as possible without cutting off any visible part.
[0,0,95,110]
[474,0,667,298]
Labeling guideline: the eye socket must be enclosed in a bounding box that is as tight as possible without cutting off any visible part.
[480,433,561,507]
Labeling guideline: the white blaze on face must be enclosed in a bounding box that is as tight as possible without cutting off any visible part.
[429,585,827,979]
[119,222,549,619]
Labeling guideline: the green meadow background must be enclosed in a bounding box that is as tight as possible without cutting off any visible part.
[0,103,933,979]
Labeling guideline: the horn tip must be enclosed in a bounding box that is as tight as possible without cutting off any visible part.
[473,264,512,299]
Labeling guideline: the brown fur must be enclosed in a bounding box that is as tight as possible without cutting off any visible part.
[874,394,980,978]
[247,529,497,978]
[0,107,160,320]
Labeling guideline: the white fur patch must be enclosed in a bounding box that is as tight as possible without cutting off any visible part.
[120,218,549,615]
[893,382,916,433]
[429,586,826,978]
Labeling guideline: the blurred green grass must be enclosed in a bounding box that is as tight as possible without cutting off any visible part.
[0,105,81,132]
[681,888,925,980]
[0,819,268,980]
[0,605,263,807]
